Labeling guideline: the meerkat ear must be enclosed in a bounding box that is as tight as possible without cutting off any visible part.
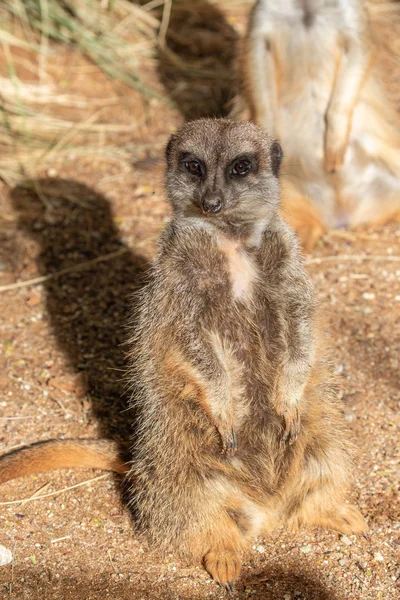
[166,134,178,165]
[270,141,283,177]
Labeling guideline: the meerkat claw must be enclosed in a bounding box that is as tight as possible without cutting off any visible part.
[221,428,238,455]
[225,581,235,594]
[280,407,300,444]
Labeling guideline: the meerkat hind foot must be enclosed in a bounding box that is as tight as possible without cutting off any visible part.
[203,549,242,591]
[297,503,367,535]
[322,503,367,534]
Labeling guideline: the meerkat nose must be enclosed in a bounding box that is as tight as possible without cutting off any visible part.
[202,197,222,214]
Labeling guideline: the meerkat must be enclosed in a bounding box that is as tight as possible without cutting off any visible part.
[239,0,400,248]
[0,119,366,590]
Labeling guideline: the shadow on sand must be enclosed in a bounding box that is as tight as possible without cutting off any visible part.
[10,178,147,453]
[0,562,339,600]
[156,0,239,119]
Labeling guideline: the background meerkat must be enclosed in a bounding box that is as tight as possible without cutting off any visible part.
[240,0,400,248]
[0,119,366,590]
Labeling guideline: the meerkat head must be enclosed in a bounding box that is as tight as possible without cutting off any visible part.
[165,119,283,227]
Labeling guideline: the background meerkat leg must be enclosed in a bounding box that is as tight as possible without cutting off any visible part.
[324,33,372,173]
[279,181,327,251]
[244,23,279,135]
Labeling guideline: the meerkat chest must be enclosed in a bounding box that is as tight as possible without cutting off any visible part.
[217,238,259,303]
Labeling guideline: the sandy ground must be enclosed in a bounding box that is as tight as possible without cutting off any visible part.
[0,2,399,599]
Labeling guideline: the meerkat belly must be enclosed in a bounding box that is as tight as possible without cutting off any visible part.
[275,25,338,166]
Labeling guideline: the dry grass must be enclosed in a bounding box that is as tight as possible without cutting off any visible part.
[0,0,167,183]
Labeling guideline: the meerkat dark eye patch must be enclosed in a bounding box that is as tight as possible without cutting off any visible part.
[270,141,283,177]
[229,155,256,178]
[185,160,202,176]
[179,153,205,177]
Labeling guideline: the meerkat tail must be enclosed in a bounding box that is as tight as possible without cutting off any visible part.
[0,439,129,485]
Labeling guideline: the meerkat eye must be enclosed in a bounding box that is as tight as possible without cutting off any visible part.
[185,160,202,176]
[231,159,252,177]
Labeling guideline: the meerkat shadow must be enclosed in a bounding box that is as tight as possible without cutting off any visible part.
[0,568,204,599]
[9,179,147,450]
[239,563,340,600]
[156,0,239,119]
[0,564,339,600]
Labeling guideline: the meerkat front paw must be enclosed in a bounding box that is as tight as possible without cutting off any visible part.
[275,393,301,443]
[220,427,238,455]
[280,405,300,444]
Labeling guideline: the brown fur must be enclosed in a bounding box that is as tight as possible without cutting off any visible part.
[0,119,366,590]
[236,0,400,249]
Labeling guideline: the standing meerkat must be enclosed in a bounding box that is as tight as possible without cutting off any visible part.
[240,0,400,248]
[0,119,366,590]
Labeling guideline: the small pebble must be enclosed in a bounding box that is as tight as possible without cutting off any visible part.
[362,292,375,300]
[374,552,384,562]
[343,409,356,423]
[340,535,352,546]
[300,544,312,554]
[256,544,265,554]
[0,545,13,566]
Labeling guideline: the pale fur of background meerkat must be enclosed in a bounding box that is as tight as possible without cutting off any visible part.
[238,0,400,249]
[0,119,366,591]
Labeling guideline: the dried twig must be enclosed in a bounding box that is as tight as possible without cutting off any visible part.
[306,254,400,265]
[50,536,72,544]
[0,232,160,293]
[0,474,108,506]
[107,548,117,573]
[14,482,51,507]
[9,544,16,596]
[0,248,130,293]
